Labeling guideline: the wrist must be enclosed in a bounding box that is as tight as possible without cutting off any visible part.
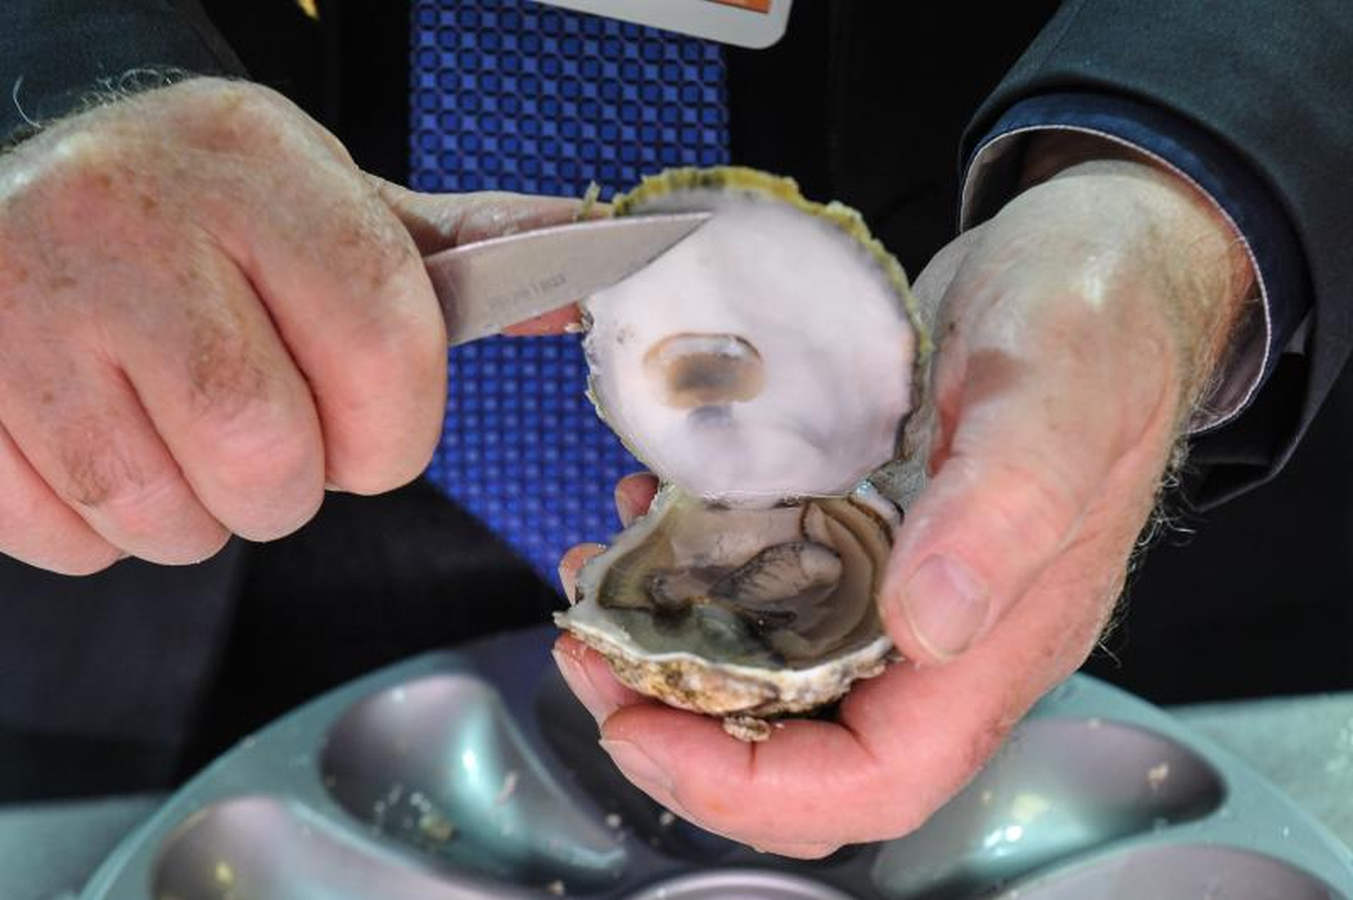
[1021,133,1256,401]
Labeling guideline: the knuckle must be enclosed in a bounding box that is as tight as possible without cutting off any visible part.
[173,313,325,534]
[81,465,172,533]
[7,133,125,230]
[193,78,350,161]
[55,431,140,510]
[3,133,170,267]
[335,201,424,314]
[52,433,210,548]
[192,81,298,149]
[36,128,123,177]
[182,310,269,425]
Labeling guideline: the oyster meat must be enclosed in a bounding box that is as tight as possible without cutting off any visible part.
[555,167,926,740]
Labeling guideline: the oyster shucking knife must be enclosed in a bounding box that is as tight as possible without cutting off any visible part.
[423,212,712,345]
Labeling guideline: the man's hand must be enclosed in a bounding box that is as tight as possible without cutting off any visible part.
[0,78,580,574]
[554,148,1254,855]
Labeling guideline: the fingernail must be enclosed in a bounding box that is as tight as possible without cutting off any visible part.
[614,481,638,527]
[614,476,651,527]
[898,555,989,659]
[600,738,673,794]
[557,561,578,604]
[557,542,606,604]
[552,647,624,726]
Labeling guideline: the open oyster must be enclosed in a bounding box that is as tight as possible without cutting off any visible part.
[555,168,926,741]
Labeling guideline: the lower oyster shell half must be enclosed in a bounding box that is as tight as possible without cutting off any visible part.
[554,167,927,740]
[558,482,902,740]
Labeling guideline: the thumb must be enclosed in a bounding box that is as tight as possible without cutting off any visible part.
[366,174,587,255]
[369,175,594,333]
[879,281,1173,663]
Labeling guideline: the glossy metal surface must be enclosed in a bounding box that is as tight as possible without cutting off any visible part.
[993,844,1337,900]
[81,627,1353,899]
[321,674,624,888]
[625,869,856,900]
[426,212,711,345]
[871,718,1224,897]
[153,796,539,900]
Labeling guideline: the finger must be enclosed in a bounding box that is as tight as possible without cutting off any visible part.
[554,474,656,600]
[601,704,890,849]
[551,633,646,727]
[375,182,594,336]
[0,355,229,565]
[109,235,325,541]
[558,542,607,603]
[552,640,843,857]
[613,471,658,527]
[202,153,448,495]
[371,181,586,254]
[879,275,1175,662]
[596,724,837,858]
[0,422,121,574]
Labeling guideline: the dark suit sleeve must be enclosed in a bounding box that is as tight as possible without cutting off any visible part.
[960,0,1353,508]
[0,0,247,145]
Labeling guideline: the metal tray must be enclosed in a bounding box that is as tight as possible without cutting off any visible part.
[81,626,1353,899]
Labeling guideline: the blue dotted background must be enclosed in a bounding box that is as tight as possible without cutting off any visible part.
[410,1,730,580]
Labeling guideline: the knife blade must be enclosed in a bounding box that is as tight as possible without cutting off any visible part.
[424,211,712,346]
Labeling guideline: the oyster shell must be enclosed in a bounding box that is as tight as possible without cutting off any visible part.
[562,483,903,737]
[555,167,926,740]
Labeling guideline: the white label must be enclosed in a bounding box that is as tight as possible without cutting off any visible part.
[529,0,792,49]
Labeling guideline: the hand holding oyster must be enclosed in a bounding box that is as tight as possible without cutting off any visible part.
[553,154,1254,856]
[554,167,928,741]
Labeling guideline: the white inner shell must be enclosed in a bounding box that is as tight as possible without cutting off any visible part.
[585,194,914,505]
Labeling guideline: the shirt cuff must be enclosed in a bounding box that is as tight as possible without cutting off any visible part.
[960,92,1310,433]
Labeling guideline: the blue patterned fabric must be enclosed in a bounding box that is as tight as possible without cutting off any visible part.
[410,1,730,579]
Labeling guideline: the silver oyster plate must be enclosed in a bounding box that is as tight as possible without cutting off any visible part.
[81,626,1353,899]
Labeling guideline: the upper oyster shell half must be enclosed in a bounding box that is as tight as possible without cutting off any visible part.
[555,168,927,740]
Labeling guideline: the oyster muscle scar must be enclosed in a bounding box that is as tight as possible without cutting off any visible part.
[555,167,928,741]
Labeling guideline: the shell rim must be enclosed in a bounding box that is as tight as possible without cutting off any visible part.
[554,610,895,713]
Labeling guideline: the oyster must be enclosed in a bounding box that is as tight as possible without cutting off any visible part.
[555,168,927,740]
